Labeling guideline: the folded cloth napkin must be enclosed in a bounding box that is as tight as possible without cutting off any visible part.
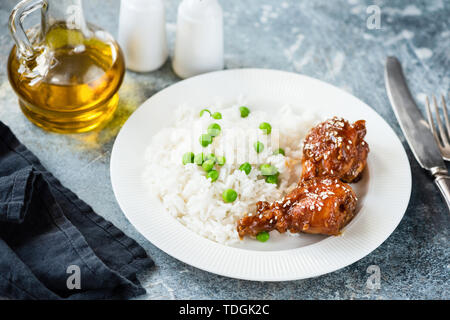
[0,121,153,299]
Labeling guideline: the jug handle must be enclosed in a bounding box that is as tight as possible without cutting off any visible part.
[9,0,48,59]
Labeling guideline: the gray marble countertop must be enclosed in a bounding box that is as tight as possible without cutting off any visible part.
[0,0,448,299]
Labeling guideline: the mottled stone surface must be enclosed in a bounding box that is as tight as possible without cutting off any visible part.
[0,0,448,299]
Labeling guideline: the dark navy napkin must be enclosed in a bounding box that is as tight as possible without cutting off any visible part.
[0,121,153,299]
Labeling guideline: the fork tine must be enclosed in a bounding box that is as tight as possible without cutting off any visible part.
[441,94,450,142]
[433,95,450,146]
[426,96,442,147]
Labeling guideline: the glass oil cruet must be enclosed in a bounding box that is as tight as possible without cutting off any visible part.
[7,0,125,133]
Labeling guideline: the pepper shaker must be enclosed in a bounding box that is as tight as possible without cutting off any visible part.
[172,0,224,78]
[118,0,168,72]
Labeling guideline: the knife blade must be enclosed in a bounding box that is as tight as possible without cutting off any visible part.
[384,56,447,174]
[385,56,450,211]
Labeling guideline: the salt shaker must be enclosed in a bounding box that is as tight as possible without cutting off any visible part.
[172,0,224,78]
[118,0,168,72]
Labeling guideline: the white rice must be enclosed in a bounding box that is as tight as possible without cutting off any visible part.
[143,101,318,245]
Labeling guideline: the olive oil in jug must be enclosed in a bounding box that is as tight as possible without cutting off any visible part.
[8,0,125,133]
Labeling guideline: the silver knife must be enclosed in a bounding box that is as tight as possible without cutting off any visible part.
[385,56,450,211]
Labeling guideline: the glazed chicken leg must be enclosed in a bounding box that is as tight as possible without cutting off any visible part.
[302,117,369,183]
[237,177,357,238]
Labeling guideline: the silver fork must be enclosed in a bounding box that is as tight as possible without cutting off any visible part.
[425,94,450,161]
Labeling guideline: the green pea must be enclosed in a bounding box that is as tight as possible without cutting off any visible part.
[194,153,205,165]
[200,109,211,117]
[260,164,278,176]
[182,152,194,165]
[212,112,222,119]
[207,123,221,137]
[239,162,252,175]
[256,231,270,242]
[202,159,215,172]
[265,175,278,184]
[254,141,264,153]
[206,153,217,163]
[206,169,219,182]
[216,156,226,166]
[239,106,250,118]
[273,148,285,156]
[199,134,213,147]
[259,122,272,135]
[222,189,238,203]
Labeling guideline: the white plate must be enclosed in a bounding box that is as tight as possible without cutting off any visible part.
[111,69,411,281]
